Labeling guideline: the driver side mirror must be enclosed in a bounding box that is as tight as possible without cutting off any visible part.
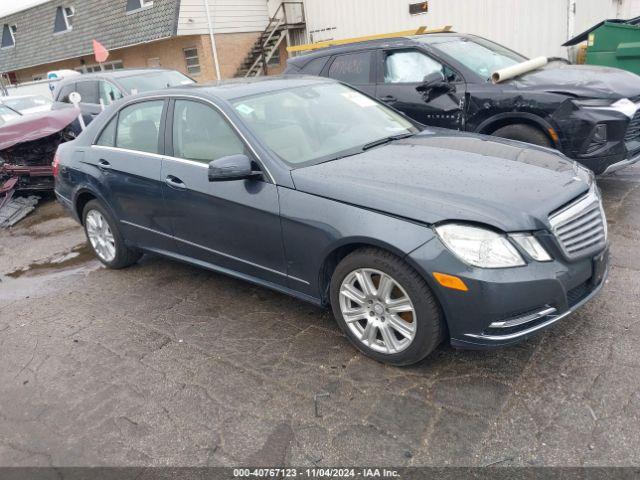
[416,71,454,101]
[208,154,261,182]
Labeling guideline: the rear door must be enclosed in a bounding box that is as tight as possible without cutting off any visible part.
[89,99,175,252]
[323,50,376,96]
[374,48,466,129]
[161,98,287,284]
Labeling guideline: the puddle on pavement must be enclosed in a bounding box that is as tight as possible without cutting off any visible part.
[0,243,102,301]
[5,244,97,279]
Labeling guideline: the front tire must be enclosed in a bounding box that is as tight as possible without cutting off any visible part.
[82,200,142,269]
[330,248,444,366]
[492,124,552,148]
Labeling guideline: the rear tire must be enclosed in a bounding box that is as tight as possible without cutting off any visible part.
[82,200,142,269]
[330,248,444,366]
[492,124,552,148]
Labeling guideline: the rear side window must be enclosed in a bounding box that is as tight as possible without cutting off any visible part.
[57,83,76,103]
[327,52,372,85]
[96,116,117,146]
[75,81,100,104]
[172,100,244,163]
[301,56,329,76]
[115,101,164,154]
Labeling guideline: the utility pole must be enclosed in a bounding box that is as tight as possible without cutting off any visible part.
[204,0,222,81]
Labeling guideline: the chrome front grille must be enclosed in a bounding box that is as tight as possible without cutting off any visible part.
[549,187,607,259]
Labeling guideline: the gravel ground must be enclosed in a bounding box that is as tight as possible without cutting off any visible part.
[0,164,639,467]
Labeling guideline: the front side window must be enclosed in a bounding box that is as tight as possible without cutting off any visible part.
[75,81,100,105]
[327,52,372,85]
[173,100,244,163]
[384,50,443,83]
[118,71,194,95]
[116,101,164,154]
[99,81,123,106]
[57,83,76,103]
[232,82,416,167]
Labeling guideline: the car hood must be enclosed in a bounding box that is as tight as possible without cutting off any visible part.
[510,61,640,99]
[290,131,592,232]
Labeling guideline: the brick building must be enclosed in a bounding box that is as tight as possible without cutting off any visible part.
[0,0,306,85]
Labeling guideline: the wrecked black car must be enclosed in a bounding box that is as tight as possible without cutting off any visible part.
[285,32,640,174]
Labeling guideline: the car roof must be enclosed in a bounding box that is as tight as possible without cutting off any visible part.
[56,68,175,84]
[135,75,334,102]
[287,32,469,64]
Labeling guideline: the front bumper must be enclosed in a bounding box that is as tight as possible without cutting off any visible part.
[408,237,609,349]
[553,102,640,175]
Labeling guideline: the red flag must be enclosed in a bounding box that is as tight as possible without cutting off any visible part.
[93,39,109,63]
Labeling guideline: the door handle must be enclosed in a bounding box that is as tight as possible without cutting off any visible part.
[380,95,397,103]
[98,159,112,170]
[165,175,187,190]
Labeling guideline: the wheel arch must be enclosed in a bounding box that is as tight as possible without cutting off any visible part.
[72,187,113,225]
[475,112,560,148]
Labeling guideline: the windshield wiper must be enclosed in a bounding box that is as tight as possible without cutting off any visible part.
[362,133,415,151]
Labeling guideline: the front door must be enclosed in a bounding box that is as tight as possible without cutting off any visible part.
[88,99,175,252]
[161,98,287,285]
[375,48,466,130]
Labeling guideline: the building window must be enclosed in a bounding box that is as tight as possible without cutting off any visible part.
[1,24,17,49]
[54,6,75,33]
[126,0,153,13]
[75,60,124,73]
[183,48,201,75]
[409,1,429,15]
[147,57,161,68]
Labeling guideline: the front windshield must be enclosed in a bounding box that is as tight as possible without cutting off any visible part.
[232,83,418,166]
[118,71,195,94]
[2,95,52,112]
[0,105,21,125]
[419,36,526,81]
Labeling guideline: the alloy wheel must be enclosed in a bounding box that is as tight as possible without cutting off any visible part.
[85,209,116,263]
[338,268,417,354]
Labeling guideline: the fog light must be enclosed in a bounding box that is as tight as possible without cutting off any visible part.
[593,124,607,142]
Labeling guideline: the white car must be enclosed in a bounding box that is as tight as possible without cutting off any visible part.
[0,95,53,115]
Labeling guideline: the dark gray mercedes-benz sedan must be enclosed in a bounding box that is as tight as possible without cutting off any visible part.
[53,76,609,365]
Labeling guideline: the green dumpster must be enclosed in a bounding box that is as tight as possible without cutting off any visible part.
[563,17,640,75]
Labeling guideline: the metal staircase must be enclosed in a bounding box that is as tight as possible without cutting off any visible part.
[235,2,306,78]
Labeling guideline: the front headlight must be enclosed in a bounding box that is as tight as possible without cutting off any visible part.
[574,97,637,119]
[435,223,525,268]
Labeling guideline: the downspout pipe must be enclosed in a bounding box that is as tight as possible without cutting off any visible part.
[204,0,222,81]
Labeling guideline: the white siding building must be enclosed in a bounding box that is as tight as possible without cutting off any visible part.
[301,0,640,58]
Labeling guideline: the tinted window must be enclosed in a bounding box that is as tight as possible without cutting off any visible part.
[301,56,329,76]
[384,50,443,83]
[57,83,76,103]
[99,81,122,106]
[96,116,117,146]
[75,81,99,104]
[116,101,164,154]
[327,52,372,85]
[173,100,244,163]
